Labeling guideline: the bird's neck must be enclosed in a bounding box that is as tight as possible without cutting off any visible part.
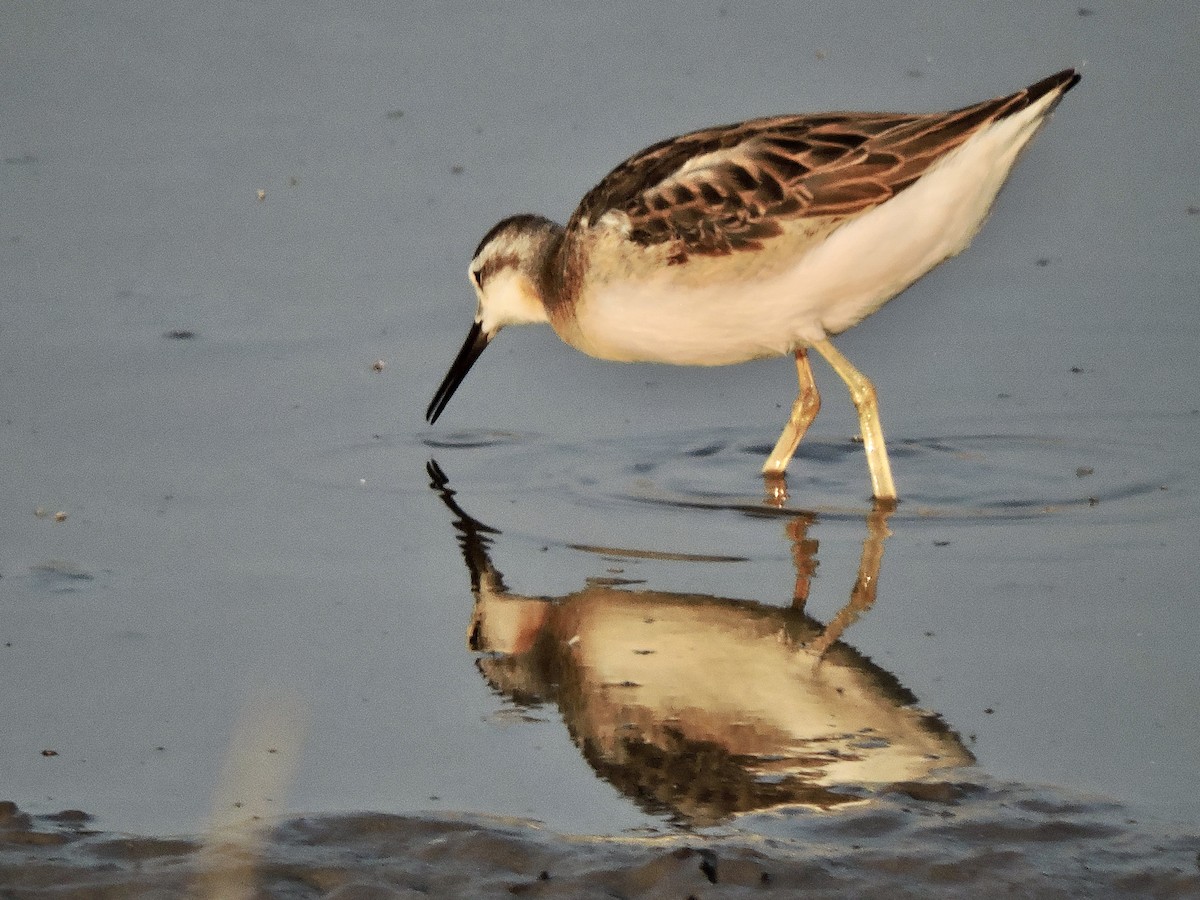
[531,221,571,314]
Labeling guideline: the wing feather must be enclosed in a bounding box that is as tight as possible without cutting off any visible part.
[568,70,1078,265]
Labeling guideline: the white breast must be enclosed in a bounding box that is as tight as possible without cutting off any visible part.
[569,92,1061,366]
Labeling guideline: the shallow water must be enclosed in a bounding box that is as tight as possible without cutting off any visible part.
[3,788,1200,898]
[3,0,1200,894]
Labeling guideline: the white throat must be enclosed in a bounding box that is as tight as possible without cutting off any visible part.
[477,269,550,334]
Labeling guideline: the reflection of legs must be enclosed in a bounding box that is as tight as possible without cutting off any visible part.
[785,514,819,611]
[811,505,893,657]
[762,348,821,475]
[811,339,897,503]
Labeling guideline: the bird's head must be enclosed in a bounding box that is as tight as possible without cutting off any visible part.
[426,214,561,424]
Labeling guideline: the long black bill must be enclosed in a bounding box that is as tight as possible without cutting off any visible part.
[426,319,491,424]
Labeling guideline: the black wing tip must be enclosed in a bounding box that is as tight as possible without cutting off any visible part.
[1029,68,1082,102]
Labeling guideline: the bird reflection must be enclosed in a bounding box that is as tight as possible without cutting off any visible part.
[427,461,972,825]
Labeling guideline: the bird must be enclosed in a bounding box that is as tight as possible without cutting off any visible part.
[426,69,1080,503]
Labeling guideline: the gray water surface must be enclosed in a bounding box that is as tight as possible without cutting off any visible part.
[2,1,1199,840]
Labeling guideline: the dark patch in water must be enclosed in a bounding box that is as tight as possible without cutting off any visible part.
[422,430,533,450]
[685,442,726,458]
[29,561,94,594]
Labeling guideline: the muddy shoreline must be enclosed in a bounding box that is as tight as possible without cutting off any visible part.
[4,781,1198,899]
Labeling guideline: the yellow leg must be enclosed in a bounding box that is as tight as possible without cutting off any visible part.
[811,339,897,503]
[762,348,821,476]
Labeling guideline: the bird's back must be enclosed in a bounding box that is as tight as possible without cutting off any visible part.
[555,70,1079,364]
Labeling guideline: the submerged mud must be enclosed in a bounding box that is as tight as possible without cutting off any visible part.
[2,783,1197,899]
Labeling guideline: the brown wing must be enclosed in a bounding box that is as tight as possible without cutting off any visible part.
[569,69,1078,265]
